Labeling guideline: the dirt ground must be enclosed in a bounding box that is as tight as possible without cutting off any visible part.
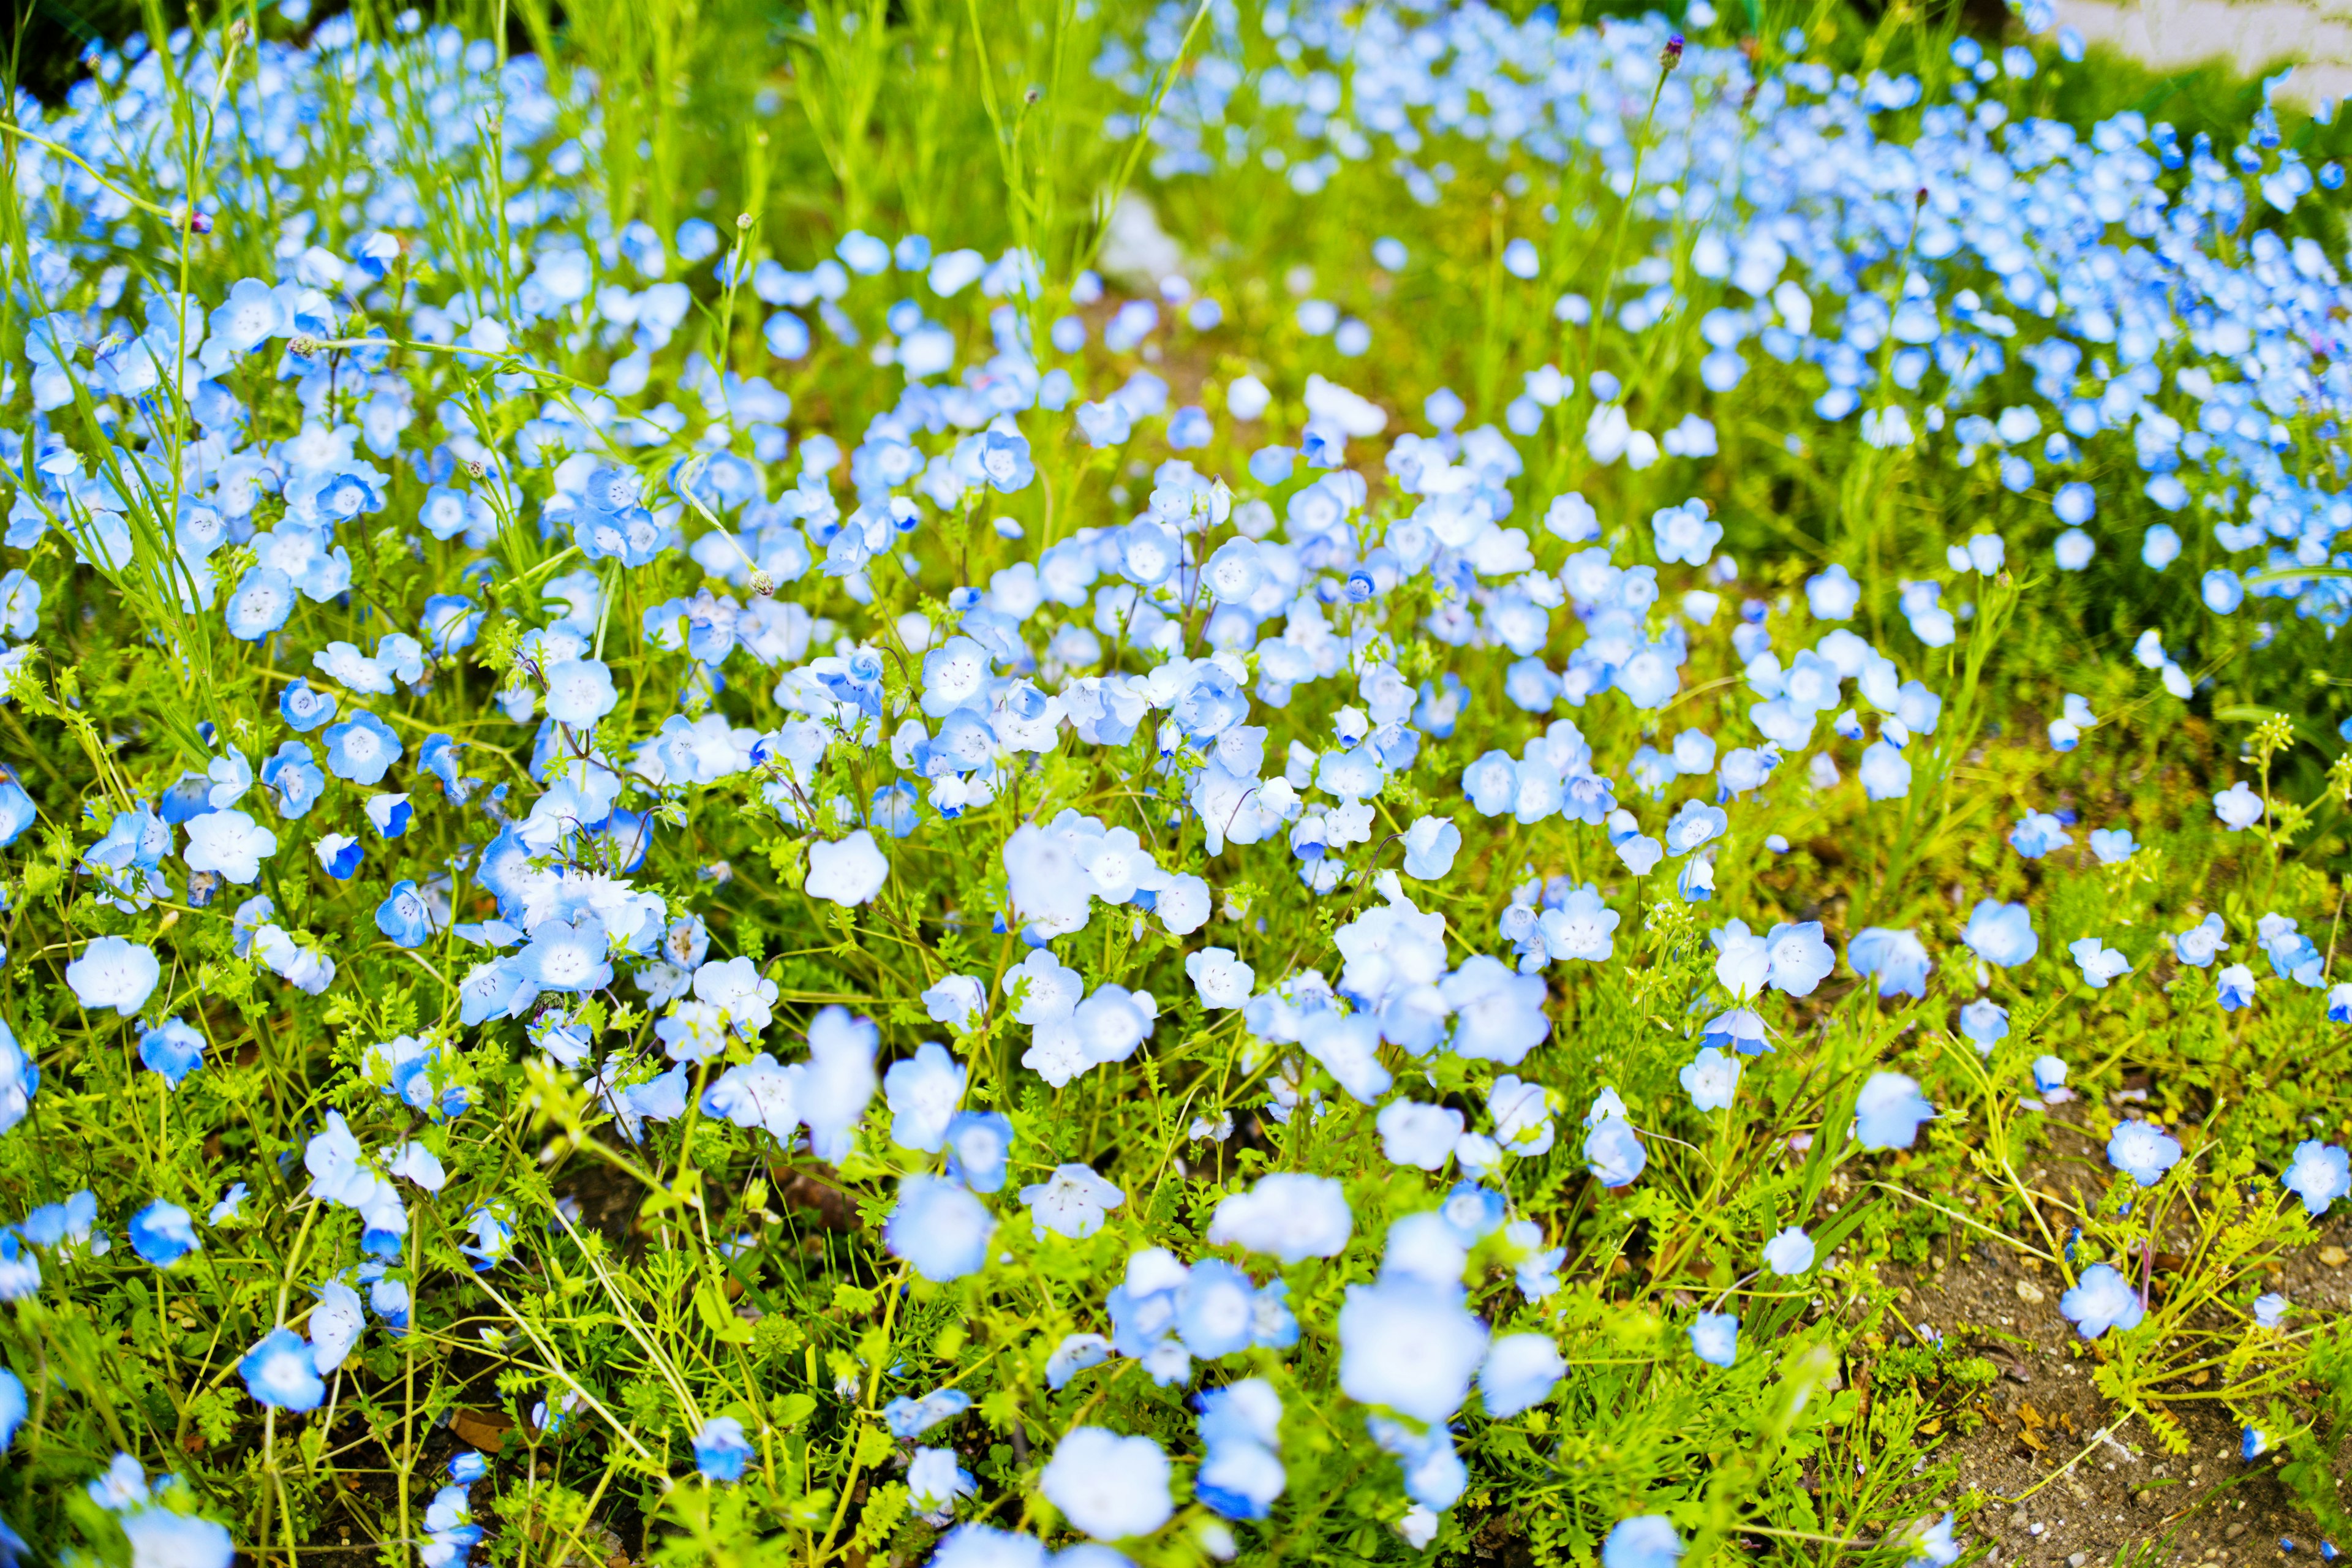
[1890,1124,2350,1568]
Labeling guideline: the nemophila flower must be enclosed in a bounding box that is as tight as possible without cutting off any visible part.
[322,710,402,785]
[0,780,33,848]
[1022,1164,1125,1240]
[375,881,437,948]
[0,1368,22,1450]
[2282,1140,2350,1216]
[1745,921,1834,995]
[884,1389,973,1439]
[908,1447,976,1525]
[805,830,889,905]
[239,1327,326,1410]
[139,1019,205,1088]
[2108,1121,2182,1186]
[1858,740,1912,800]
[225,567,298,640]
[262,743,326,819]
[2254,1292,2290,1329]
[2069,937,2130,989]
[1338,1276,1488,1422]
[1849,927,1929,998]
[1688,1311,1738,1367]
[2332,982,2352,1023]
[364,793,411,838]
[1962,900,2038,968]
[1379,1101,1465,1169]
[922,973,986,1032]
[1604,1517,1686,1568]
[1679,1047,1739,1112]
[1763,1226,1817,1275]
[1904,1513,1961,1568]
[1488,1076,1556,1156]
[2173,914,2228,967]
[882,1041,965,1152]
[2242,1425,2271,1461]
[2217,963,2258,1011]
[2213,782,2266,831]
[310,1280,364,1374]
[543,658,617,727]
[694,1417,753,1484]
[1401,815,1462,878]
[129,1201,199,1267]
[1583,1101,1647,1186]
[1854,1073,1934,1150]
[2059,1262,2145,1338]
[1042,1427,1172,1540]
[314,832,364,879]
[1208,1174,1354,1262]
[1479,1333,1565,1418]
[886,1174,995,1280]
[1806,565,1860,620]
[2088,827,2137,864]
[2032,1056,2070,1098]
[944,1110,1014,1192]
[67,936,160,1017]
[1186,946,1255,1009]
[2009,810,2070,859]
[516,917,611,994]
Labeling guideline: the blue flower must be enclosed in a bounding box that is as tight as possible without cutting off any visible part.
[543,658,618,728]
[279,679,338,732]
[884,1175,996,1281]
[1688,1311,1738,1367]
[1039,1427,1172,1541]
[66,936,160,1017]
[2069,937,2130,989]
[129,1201,199,1267]
[979,428,1035,492]
[1762,1227,1816,1275]
[139,1019,206,1088]
[315,833,364,880]
[239,1327,326,1410]
[514,916,611,993]
[261,743,326,819]
[1021,1164,1125,1240]
[1583,1101,1647,1187]
[943,1110,1014,1192]
[1477,1333,1565,1418]
[0,1367,23,1451]
[694,1416,753,1483]
[2059,1262,2144,1338]
[1336,1277,1488,1422]
[2172,914,2228,968]
[1679,1047,1739,1112]
[2243,1425,2270,1461]
[1602,1516,1686,1568]
[2282,1140,2350,1216]
[1962,900,2038,968]
[1853,1072,1934,1150]
[884,1389,973,1438]
[224,568,298,641]
[375,881,437,949]
[2217,963,2257,1011]
[2009,809,2071,859]
[883,1041,967,1153]
[1206,1174,1353,1262]
[1849,927,1929,998]
[322,710,403,785]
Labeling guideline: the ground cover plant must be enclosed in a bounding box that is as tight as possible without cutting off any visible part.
[0,0,2350,1563]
